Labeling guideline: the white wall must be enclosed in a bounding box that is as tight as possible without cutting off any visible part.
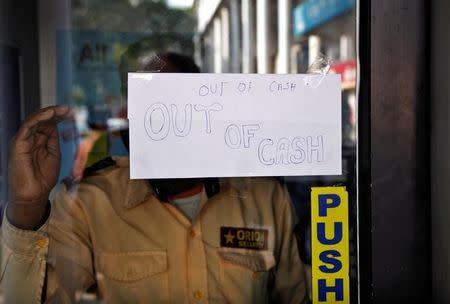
[197,0,221,32]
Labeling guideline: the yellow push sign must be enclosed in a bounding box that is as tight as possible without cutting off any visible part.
[311,187,350,303]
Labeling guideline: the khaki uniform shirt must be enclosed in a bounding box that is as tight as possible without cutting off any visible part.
[1,157,306,303]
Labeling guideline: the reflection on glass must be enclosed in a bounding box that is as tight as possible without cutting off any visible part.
[0,0,357,303]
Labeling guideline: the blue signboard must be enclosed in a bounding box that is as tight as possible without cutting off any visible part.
[293,0,355,37]
[56,30,149,107]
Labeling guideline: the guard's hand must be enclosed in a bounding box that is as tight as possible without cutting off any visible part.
[7,106,73,229]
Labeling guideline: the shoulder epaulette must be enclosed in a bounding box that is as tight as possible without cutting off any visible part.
[83,156,116,178]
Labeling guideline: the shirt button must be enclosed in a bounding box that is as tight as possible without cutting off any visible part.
[193,290,203,300]
[190,229,196,238]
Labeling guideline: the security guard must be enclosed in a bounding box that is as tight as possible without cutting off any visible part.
[1,45,307,303]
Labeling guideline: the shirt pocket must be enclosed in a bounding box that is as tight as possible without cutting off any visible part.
[218,249,276,303]
[95,250,169,303]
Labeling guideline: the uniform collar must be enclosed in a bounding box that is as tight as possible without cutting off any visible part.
[124,178,153,209]
[115,157,248,209]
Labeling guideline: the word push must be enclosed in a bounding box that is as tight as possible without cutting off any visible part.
[311,187,350,303]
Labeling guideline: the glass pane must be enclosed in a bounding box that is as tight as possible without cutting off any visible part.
[1,0,357,303]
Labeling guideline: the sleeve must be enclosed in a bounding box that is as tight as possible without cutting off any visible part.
[0,187,96,303]
[1,211,50,304]
[270,184,308,304]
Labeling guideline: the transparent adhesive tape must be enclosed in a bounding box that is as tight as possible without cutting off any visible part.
[304,53,333,89]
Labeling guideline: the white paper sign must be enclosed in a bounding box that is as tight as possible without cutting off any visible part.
[128,73,342,179]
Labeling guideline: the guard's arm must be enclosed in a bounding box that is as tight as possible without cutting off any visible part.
[1,187,95,303]
[1,208,50,304]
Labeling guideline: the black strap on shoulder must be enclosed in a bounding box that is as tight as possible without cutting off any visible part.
[83,156,116,178]
[205,178,220,198]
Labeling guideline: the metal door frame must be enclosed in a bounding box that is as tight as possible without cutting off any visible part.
[357,0,430,302]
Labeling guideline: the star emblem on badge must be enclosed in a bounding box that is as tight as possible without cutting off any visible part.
[224,230,235,244]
